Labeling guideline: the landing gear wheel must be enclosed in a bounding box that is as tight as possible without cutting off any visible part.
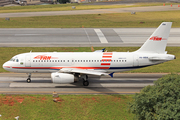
[83,80,89,86]
[27,78,31,83]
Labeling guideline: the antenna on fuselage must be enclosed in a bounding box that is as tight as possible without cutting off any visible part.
[30,50,32,53]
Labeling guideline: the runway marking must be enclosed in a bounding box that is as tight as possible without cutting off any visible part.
[94,29,108,43]
[113,29,124,42]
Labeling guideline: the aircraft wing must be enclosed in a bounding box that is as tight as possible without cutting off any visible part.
[59,68,108,76]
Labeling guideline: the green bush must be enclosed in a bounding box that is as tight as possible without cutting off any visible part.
[129,74,180,120]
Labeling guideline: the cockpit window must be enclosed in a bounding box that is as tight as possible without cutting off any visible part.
[10,58,19,62]
[10,58,15,62]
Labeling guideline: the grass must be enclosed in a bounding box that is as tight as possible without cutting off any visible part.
[0,2,178,13]
[0,94,134,120]
[0,47,179,73]
[1,10,180,28]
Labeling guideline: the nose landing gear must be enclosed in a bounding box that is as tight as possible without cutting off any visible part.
[26,73,31,83]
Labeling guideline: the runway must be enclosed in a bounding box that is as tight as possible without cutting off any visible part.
[0,5,179,18]
[0,73,167,94]
[0,28,179,47]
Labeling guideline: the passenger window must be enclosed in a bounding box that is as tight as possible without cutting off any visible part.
[63,60,65,62]
[122,60,124,62]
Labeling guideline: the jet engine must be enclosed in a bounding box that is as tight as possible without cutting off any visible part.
[51,73,78,84]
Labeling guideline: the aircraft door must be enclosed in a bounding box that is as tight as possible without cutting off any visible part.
[133,55,139,66]
[25,55,31,67]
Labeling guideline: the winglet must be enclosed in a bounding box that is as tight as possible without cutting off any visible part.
[102,48,106,52]
[109,72,115,78]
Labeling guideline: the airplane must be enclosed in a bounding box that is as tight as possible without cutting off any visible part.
[3,22,175,86]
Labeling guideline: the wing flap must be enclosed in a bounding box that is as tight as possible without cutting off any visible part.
[59,68,108,76]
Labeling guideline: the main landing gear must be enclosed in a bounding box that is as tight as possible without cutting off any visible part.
[26,73,31,83]
[81,75,89,86]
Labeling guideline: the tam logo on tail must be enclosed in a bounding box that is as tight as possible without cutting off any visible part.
[149,36,166,41]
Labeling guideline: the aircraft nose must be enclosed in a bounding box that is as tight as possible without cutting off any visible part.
[2,62,10,70]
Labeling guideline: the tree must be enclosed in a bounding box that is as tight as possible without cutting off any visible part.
[58,0,70,4]
[129,74,180,120]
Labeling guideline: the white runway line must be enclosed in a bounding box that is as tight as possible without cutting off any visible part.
[113,29,124,42]
[94,29,108,43]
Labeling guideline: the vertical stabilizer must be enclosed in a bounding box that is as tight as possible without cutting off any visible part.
[135,22,172,53]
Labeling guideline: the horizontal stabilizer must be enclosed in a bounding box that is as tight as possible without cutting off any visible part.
[149,55,175,61]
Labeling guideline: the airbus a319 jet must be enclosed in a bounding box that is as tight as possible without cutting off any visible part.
[3,22,175,86]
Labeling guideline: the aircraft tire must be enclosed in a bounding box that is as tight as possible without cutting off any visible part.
[83,80,89,86]
[27,78,31,83]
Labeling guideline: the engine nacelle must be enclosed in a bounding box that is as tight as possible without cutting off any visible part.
[51,73,79,84]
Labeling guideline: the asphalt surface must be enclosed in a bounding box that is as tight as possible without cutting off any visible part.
[0,5,179,18]
[0,73,167,94]
[0,28,179,47]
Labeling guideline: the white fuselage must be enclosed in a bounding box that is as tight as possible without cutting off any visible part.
[3,52,175,73]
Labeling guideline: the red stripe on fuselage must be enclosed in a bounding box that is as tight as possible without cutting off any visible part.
[103,53,112,55]
[102,56,112,58]
[3,66,10,68]
[101,63,111,65]
[12,67,110,69]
